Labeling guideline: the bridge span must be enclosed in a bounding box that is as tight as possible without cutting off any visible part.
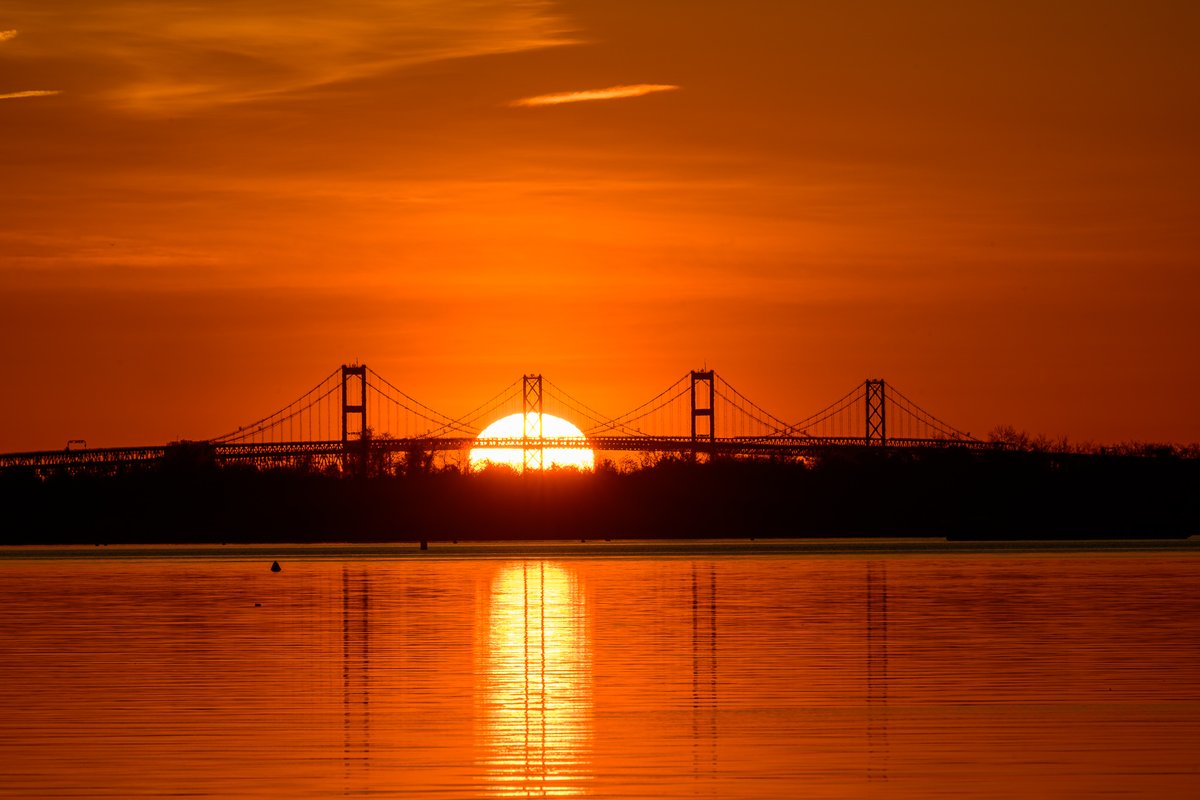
[0,366,999,475]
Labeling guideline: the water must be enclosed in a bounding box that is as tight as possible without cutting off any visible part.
[1,540,1198,798]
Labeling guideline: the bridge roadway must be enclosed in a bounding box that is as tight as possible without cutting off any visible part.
[0,435,1001,474]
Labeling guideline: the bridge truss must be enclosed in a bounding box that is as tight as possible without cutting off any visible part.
[0,365,1000,476]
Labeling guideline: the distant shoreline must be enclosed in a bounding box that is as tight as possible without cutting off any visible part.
[2,537,1197,561]
[3,448,1197,544]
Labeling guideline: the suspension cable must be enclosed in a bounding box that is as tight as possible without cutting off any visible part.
[542,378,683,437]
[365,368,470,429]
[887,383,978,440]
[207,367,342,443]
[423,379,523,438]
[714,375,793,432]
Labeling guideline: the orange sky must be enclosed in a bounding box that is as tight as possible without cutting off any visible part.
[2,1,1198,450]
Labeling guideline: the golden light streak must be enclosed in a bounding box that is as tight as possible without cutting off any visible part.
[512,83,679,107]
[481,562,592,796]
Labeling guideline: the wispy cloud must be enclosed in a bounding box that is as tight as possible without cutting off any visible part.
[2,1,576,113]
[0,90,60,100]
[512,84,679,108]
[1,31,59,100]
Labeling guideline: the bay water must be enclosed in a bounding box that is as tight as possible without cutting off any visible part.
[1,540,1197,797]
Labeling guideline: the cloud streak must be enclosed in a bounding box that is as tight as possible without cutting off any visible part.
[512,83,679,107]
[0,90,60,100]
[1,1,576,113]
[1,31,60,99]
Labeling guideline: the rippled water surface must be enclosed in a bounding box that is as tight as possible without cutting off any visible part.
[1,540,1198,798]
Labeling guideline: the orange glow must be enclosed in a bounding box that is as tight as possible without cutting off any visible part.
[470,413,594,473]
[0,2,1198,449]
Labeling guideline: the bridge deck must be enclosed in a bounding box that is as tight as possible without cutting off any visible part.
[0,435,1001,474]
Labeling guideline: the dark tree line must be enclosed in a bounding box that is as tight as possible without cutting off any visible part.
[1,444,1196,544]
[987,424,1200,458]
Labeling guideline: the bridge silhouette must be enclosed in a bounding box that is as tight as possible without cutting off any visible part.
[0,365,998,475]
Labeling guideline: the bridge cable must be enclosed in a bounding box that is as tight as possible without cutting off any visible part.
[567,373,692,436]
[580,382,694,436]
[886,383,978,441]
[207,367,342,443]
[542,378,684,437]
[423,379,523,438]
[364,368,477,432]
[713,375,795,434]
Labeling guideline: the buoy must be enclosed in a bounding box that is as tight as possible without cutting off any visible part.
[419,540,428,551]
[254,603,261,607]
[270,561,281,572]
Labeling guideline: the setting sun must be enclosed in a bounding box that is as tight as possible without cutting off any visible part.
[470,413,594,472]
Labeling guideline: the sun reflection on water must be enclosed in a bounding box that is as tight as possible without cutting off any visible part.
[481,562,592,796]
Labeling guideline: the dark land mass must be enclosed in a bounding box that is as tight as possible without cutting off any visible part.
[2,445,1196,544]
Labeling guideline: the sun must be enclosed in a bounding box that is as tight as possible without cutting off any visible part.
[470,413,594,472]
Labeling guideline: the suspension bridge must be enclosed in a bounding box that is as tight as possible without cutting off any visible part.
[0,366,1000,475]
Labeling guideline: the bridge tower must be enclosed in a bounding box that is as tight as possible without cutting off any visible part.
[523,374,543,471]
[342,365,368,474]
[341,365,367,442]
[865,379,886,446]
[690,370,716,452]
